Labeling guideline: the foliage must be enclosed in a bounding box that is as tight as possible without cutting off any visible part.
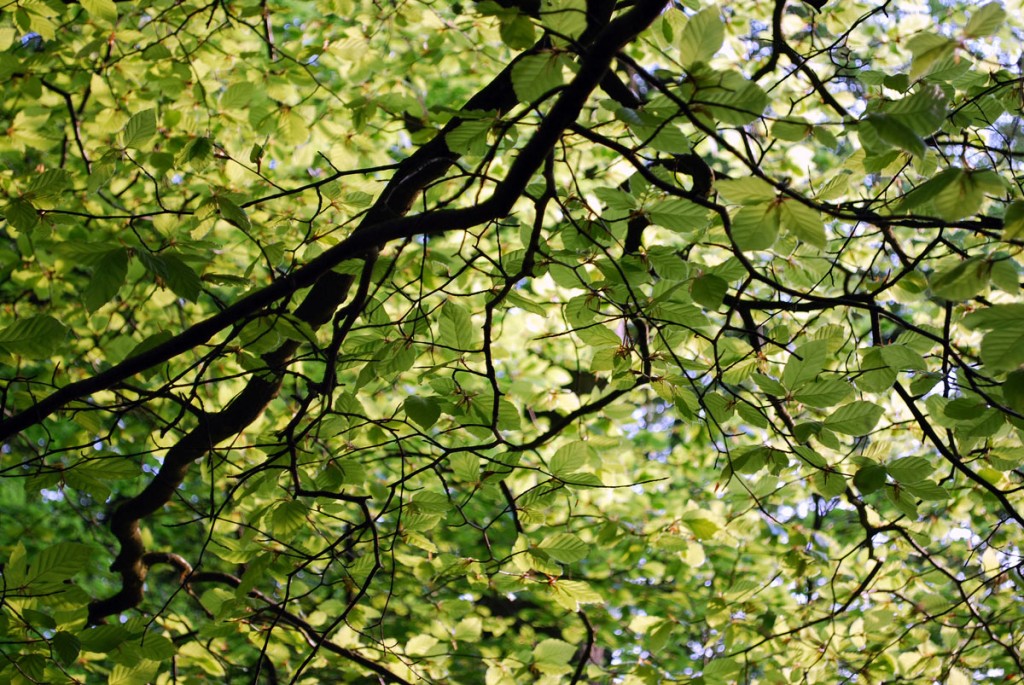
[1,0,1023,682]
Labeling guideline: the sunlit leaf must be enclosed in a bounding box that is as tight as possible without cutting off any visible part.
[80,0,117,24]
[964,2,1007,38]
[438,300,477,351]
[906,32,957,80]
[824,401,884,436]
[679,6,724,67]
[730,202,780,251]
[27,542,92,585]
[930,257,989,301]
[511,52,564,103]
[537,532,589,563]
[980,325,1024,371]
[792,380,853,408]
[122,109,157,149]
[779,199,826,248]
[886,456,933,482]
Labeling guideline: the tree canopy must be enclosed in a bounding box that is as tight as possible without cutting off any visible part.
[2,0,1024,682]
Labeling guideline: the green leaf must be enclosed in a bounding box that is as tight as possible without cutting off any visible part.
[779,199,826,248]
[731,447,766,473]
[214,197,251,231]
[881,85,947,135]
[824,401,884,436]
[4,199,39,233]
[930,169,1003,221]
[863,114,925,157]
[25,169,71,200]
[500,14,536,50]
[887,456,933,483]
[248,143,264,165]
[64,464,112,499]
[540,0,587,41]
[794,445,826,468]
[812,471,848,498]
[771,119,811,142]
[27,542,92,585]
[782,340,828,390]
[547,579,602,610]
[221,82,254,110]
[533,638,576,666]
[594,186,637,212]
[550,441,588,476]
[679,7,724,67]
[730,202,780,251]
[411,491,450,514]
[901,480,949,501]
[80,0,118,24]
[704,658,741,684]
[78,625,129,653]
[108,661,160,685]
[181,136,214,170]
[690,274,727,308]
[648,197,708,232]
[404,395,441,430]
[138,633,175,661]
[962,304,1024,330]
[0,315,68,358]
[270,500,307,535]
[884,483,919,517]
[496,397,522,430]
[159,253,203,301]
[125,331,173,371]
[964,2,1006,38]
[878,344,928,371]
[406,634,441,656]
[277,109,307,145]
[682,511,719,539]
[854,464,887,494]
[88,162,117,194]
[930,257,989,301]
[438,300,477,351]
[980,325,1024,371]
[899,168,960,214]
[446,119,492,156]
[695,70,768,125]
[84,248,129,312]
[537,532,589,563]
[989,256,1019,293]
[511,52,564,103]
[906,32,957,80]
[122,109,156,149]
[1002,201,1024,241]
[647,620,676,653]
[715,177,776,204]
[792,380,853,408]
[1002,369,1024,413]
[450,453,480,482]
[944,398,985,420]
[753,373,786,396]
[52,631,81,666]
